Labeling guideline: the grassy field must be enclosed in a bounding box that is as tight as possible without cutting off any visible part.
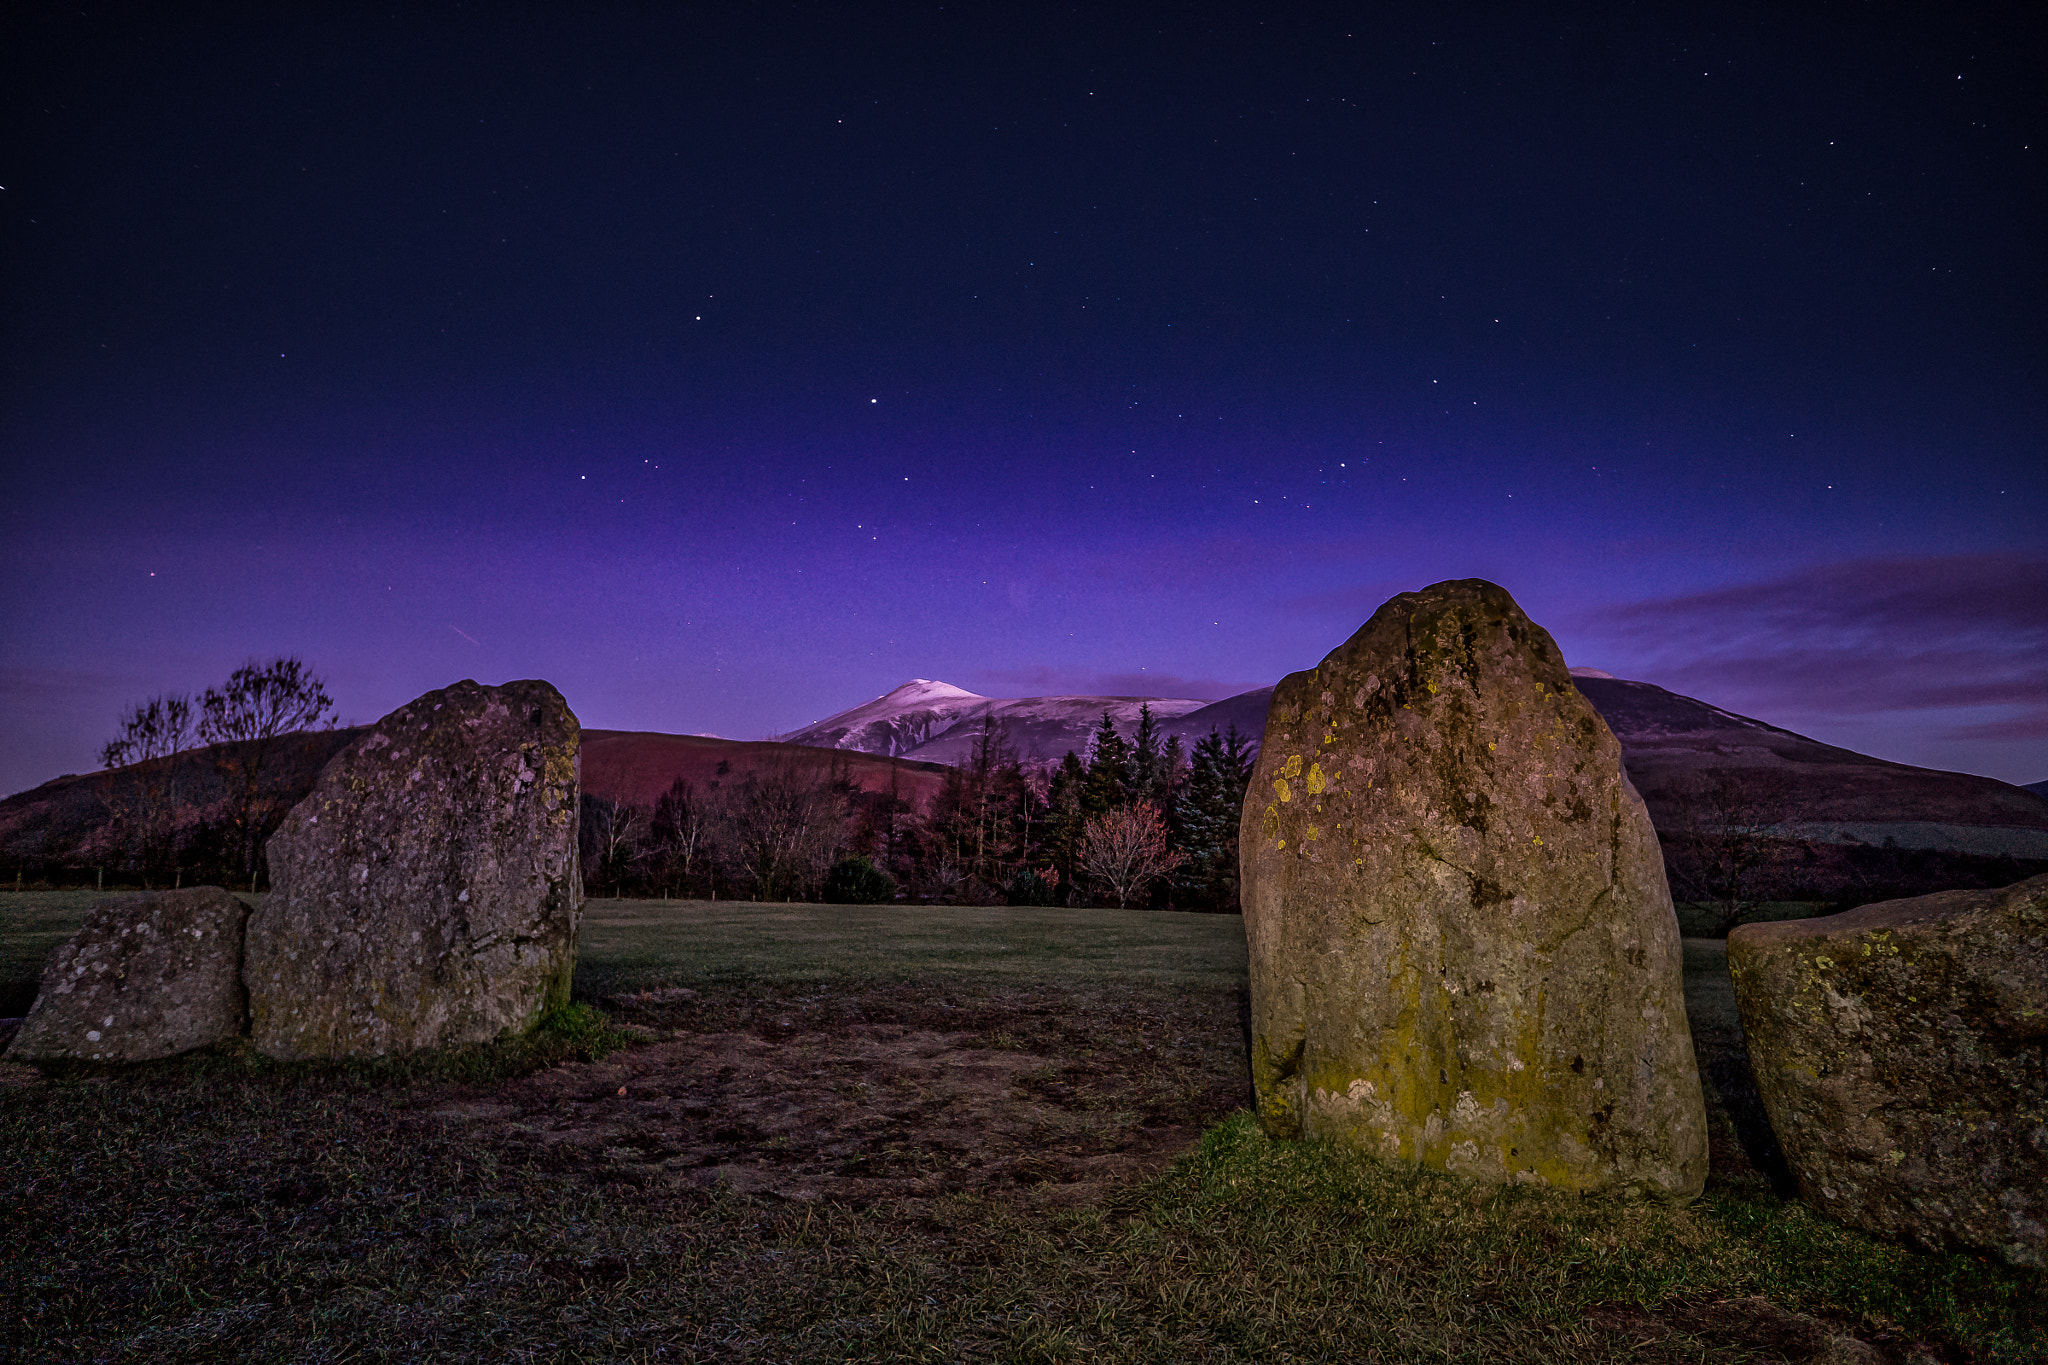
[574,897,1251,995]
[1,890,2042,1363]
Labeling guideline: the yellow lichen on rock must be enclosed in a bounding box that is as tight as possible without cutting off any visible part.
[1239,578,1706,1203]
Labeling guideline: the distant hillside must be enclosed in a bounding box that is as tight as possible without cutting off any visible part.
[581,730,951,808]
[782,673,2048,904]
[1160,689,1273,753]
[1569,674,2048,857]
[0,729,367,882]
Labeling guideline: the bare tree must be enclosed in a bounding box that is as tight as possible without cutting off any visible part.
[649,776,712,898]
[581,795,650,897]
[719,761,847,901]
[1661,768,1798,935]
[99,692,197,885]
[1077,801,1186,909]
[199,657,336,891]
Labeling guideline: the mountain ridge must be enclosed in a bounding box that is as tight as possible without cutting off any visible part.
[782,676,2048,858]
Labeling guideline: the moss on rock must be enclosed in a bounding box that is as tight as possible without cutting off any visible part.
[1728,873,2048,1266]
[247,679,582,1060]
[1241,579,1707,1200]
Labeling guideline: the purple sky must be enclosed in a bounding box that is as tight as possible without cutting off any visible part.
[4,2,2043,797]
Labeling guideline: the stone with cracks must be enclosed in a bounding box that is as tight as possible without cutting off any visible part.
[6,887,251,1063]
[247,679,581,1060]
[1728,874,2047,1266]
[1241,579,1708,1200]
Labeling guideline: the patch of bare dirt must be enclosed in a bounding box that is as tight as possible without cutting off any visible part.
[423,979,1252,1206]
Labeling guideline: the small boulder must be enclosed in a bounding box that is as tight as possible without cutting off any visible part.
[5,887,251,1063]
[1241,579,1708,1200]
[1728,874,2047,1266]
[246,679,582,1060]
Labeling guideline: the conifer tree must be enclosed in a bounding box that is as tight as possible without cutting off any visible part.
[1175,723,1256,910]
[1130,703,1163,805]
[1042,751,1088,896]
[1082,711,1130,816]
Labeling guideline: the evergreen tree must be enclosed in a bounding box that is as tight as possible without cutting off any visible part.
[1129,703,1162,806]
[1081,711,1130,816]
[1156,733,1187,811]
[1042,751,1089,897]
[1175,724,1256,910]
[925,715,1034,898]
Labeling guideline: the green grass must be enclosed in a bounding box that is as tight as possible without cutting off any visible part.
[2,892,2041,1362]
[0,889,105,1013]
[574,896,1251,997]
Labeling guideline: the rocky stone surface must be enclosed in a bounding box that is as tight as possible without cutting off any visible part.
[1240,579,1708,1200]
[1728,874,2048,1266]
[246,679,581,1060]
[5,887,250,1063]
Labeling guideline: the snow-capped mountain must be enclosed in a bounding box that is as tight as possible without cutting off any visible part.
[777,679,1232,766]
[779,674,2048,865]
[777,680,993,758]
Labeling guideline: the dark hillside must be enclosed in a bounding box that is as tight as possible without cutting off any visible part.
[580,730,951,808]
[0,729,366,886]
[1160,688,1274,752]
[1571,676,2048,833]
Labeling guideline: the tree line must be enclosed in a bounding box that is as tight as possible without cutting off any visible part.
[82,657,340,892]
[80,667,1256,910]
[581,706,1256,910]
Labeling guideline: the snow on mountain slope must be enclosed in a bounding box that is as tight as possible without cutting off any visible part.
[905,693,1211,766]
[779,680,1214,765]
[778,679,993,757]
[780,674,2048,858]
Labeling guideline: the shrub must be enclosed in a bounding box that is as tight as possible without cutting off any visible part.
[823,855,896,904]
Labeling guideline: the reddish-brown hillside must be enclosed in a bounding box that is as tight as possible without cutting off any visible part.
[579,731,952,809]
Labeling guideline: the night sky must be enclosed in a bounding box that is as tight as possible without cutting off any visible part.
[4,1,2043,798]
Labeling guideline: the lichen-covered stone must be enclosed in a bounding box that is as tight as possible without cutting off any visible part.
[5,887,250,1063]
[1241,579,1707,1200]
[1728,875,2048,1266]
[246,679,581,1059]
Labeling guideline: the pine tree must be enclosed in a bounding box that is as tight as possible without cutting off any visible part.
[925,715,1034,898]
[1042,751,1089,897]
[1175,724,1256,910]
[1082,711,1130,816]
[1157,733,1186,811]
[1130,703,1162,806]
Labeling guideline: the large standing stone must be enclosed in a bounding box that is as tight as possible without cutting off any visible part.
[5,887,250,1063]
[1727,875,2047,1266]
[246,679,581,1059]
[1241,579,1707,1200]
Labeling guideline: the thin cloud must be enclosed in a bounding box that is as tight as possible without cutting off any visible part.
[969,667,1261,700]
[1583,553,2048,744]
[0,664,137,705]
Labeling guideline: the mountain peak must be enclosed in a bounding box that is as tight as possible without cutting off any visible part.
[883,679,988,703]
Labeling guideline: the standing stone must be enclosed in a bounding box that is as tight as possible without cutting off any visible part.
[1728,875,2047,1266]
[1242,579,1707,1200]
[5,887,250,1063]
[246,679,581,1059]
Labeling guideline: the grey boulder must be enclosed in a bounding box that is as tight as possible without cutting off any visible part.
[1241,579,1708,1200]
[1728,873,2047,1266]
[5,887,251,1063]
[246,678,582,1060]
